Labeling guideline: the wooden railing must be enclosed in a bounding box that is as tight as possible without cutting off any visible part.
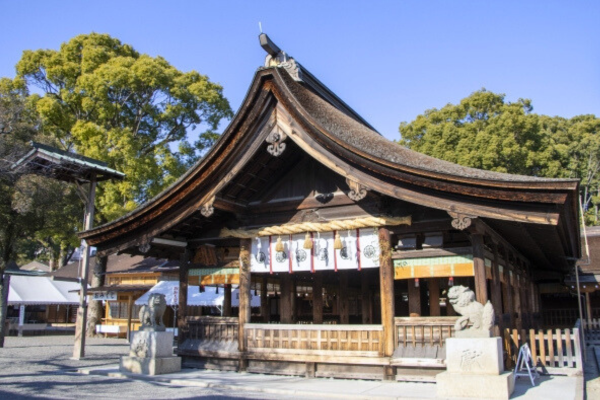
[541,309,580,328]
[186,316,239,342]
[394,317,458,348]
[504,324,583,374]
[244,323,383,356]
[583,318,600,344]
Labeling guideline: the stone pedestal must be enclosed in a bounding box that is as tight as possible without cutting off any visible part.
[119,331,181,375]
[437,337,514,399]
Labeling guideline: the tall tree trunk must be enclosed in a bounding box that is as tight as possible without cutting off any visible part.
[86,255,106,337]
[0,272,10,348]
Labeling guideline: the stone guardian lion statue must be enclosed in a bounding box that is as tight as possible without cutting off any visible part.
[139,293,167,331]
[447,285,494,338]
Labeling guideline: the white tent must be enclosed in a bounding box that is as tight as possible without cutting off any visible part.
[135,280,261,308]
[8,275,81,305]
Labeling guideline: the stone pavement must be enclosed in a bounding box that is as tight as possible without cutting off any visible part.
[0,335,585,400]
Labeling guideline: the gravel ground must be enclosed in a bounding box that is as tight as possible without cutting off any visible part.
[0,335,292,400]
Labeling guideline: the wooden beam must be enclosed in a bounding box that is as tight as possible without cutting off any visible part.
[471,233,488,304]
[313,274,323,324]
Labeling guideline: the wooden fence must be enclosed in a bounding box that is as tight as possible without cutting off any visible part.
[186,316,239,342]
[504,324,583,375]
[394,317,458,348]
[244,323,383,356]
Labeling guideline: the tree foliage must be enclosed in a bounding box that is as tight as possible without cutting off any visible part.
[15,33,233,221]
[0,78,82,346]
[399,89,600,224]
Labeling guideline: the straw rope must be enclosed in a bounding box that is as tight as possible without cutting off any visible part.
[219,215,411,238]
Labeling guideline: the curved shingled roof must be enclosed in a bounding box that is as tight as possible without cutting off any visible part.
[79,60,579,257]
[278,67,574,186]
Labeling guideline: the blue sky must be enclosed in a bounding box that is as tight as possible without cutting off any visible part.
[1,1,598,141]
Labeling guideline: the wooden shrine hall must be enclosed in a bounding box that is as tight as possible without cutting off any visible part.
[80,34,581,380]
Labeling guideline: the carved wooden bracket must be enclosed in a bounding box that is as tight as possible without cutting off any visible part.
[346,178,368,201]
[138,239,152,254]
[200,196,216,217]
[448,212,477,230]
[265,127,287,157]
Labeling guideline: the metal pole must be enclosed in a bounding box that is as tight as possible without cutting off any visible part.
[72,174,96,359]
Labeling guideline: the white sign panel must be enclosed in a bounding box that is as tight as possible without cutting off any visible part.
[91,291,117,301]
[251,236,271,273]
[249,228,380,273]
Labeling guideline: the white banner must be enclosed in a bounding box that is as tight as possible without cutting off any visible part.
[250,229,380,273]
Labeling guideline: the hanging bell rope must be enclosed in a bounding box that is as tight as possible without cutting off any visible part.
[219,215,411,238]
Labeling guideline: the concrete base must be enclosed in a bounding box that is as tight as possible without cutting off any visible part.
[436,371,514,399]
[445,337,504,375]
[120,356,181,375]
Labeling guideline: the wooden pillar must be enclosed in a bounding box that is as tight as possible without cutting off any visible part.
[378,228,396,380]
[490,243,503,329]
[126,294,133,342]
[339,273,349,324]
[471,233,488,305]
[447,296,457,316]
[291,277,297,323]
[408,279,421,316]
[513,273,522,331]
[223,284,232,317]
[361,272,372,324]
[586,292,592,322]
[313,274,323,324]
[500,249,515,329]
[261,275,269,322]
[238,239,252,370]
[280,274,293,323]
[428,279,440,316]
[177,250,190,347]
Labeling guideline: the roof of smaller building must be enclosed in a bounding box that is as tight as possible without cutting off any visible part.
[47,253,179,282]
[20,261,51,272]
[11,142,125,183]
[8,276,81,305]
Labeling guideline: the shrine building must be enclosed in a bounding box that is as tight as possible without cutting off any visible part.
[80,35,580,380]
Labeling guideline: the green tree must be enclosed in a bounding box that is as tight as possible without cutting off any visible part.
[399,89,600,224]
[399,89,548,176]
[0,78,76,346]
[15,33,233,222]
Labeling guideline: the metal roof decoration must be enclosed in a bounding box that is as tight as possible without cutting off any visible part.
[11,141,125,183]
